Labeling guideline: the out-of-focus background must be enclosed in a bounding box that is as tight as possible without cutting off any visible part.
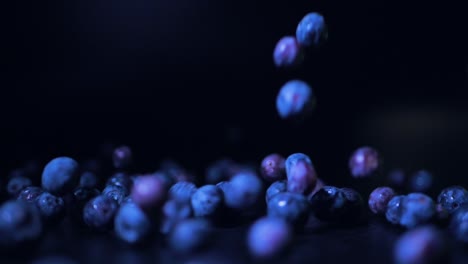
[2,0,468,186]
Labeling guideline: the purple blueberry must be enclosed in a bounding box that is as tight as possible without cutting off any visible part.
[437,185,468,214]
[106,172,133,191]
[223,172,263,210]
[79,171,98,189]
[285,153,313,176]
[169,182,197,204]
[83,195,119,230]
[296,12,328,48]
[273,36,304,68]
[114,202,151,244]
[260,153,286,183]
[368,187,396,215]
[386,195,406,225]
[112,145,133,169]
[131,174,167,209]
[41,157,80,195]
[35,192,65,222]
[394,226,447,264]
[7,176,32,197]
[168,218,213,253]
[191,185,224,218]
[409,170,433,193]
[247,217,292,259]
[449,205,468,243]
[267,192,309,228]
[276,80,315,120]
[102,185,127,204]
[287,160,317,195]
[266,180,287,202]
[160,199,193,234]
[17,186,44,203]
[348,146,380,178]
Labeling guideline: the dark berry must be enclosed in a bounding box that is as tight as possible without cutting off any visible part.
[247,217,292,259]
[169,182,197,204]
[112,145,133,169]
[437,185,468,214]
[7,176,32,197]
[102,185,127,204]
[41,157,80,195]
[409,170,433,193]
[35,192,65,222]
[267,192,309,228]
[160,200,193,234]
[79,171,98,189]
[223,173,263,210]
[114,202,151,244]
[287,160,317,195]
[348,146,380,178]
[260,154,286,183]
[191,185,224,218]
[266,180,287,202]
[168,218,213,253]
[449,205,468,243]
[296,12,328,48]
[276,80,315,120]
[400,193,436,228]
[386,195,406,225]
[205,158,237,184]
[368,187,396,215]
[131,174,167,209]
[17,187,44,203]
[273,36,304,68]
[106,172,133,191]
[83,195,119,230]
[0,200,42,247]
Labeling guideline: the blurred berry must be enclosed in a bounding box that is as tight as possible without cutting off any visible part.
[386,195,406,225]
[191,185,224,218]
[348,146,380,178]
[83,195,118,231]
[17,187,44,203]
[260,154,286,183]
[0,200,42,247]
[296,12,328,47]
[103,185,127,205]
[168,218,213,253]
[114,202,151,244]
[247,217,292,259]
[205,158,237,184]
[400,193,436,228]
[437,185,468,214]
[41,157,80,195]
[450,205,468,243]
[106,172,133,191]
[276,80,315,120]
[267,192,309,228]
[266,180,287,202]
[409,170,433,193]
[79,171,98,189]
[387,169,406,190]
[273,36,304,68]
[36,192,65,223]
[285,153,313,176]
[70,187,100,223]
[368,187,396,215]
[169,182,197,204]
[131,174,167,209]
[394,226,447,264]
[7,176,32,197]
[112,145,133,169]
[224,173,263,210]
[160,200,193,235]
[287,160,317,195]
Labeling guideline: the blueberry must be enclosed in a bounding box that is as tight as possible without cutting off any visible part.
[437,185,468,213]
[368,187,396,215]
[273,36,304,68]
[131,174,167,209]
[386,195,406,225]
[83,195,119,230]
[35,192,65,222]
[308,186,362,223]
[348,146,380,178]
[267,192,309,228]
[17,187,44,203]
[114,202,151,244]
[260,154,286,183]
[276,80,315,120]
[223,173,263,210]
[285,153,313,176]
[160,199,193,234]
[394,226,447,264]
[449,205,468,243]
[106,172,133,191]
[79,171,99,189]
[296,12,327,48]
[409,170,433,193]
[287,160,317,195]
[168,218,213,253]
[7,176,32,197]
[266,180,287,202]
[103,185,127,204]
[191,185,224,218]
[169,182,197,204]
[41,157,80,195]
[0,200,42,247]
[247,217,292,259]
[400,193,436,228]
[205,158,237,184]
[112,145,133,169]
[387,169,406,190]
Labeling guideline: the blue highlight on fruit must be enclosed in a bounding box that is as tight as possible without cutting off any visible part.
[296,12,328,48]
[273,36,304,68]
[276,80,315,120]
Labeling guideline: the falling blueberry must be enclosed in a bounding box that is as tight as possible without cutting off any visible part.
[273,36,304,68]
[247,217,292,259]
[41,157,80,195]
[260,153,286,183]
[131,174,167,209]
[276,80,315,120]
[368,187,396,215]
[112,145,133,169]
[348,146,380,178]
[296,12,328,48]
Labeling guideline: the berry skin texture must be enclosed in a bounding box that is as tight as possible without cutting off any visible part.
[386,195,406,225]
[273,36,304,68]
[169,182,197,204]
[0,200,43,247]
[276,80,315,120]
[437,185,468,213]
[106,172,133,191]
[285,153,313,176]
[287,160,317,195]
[450,205,468,243]
[296,12,328,48]
[247,217,292,259]
[368,187,396,215]
[112,145,132,169]
[223,173,263,210]
[41,157,80,195]
[260,153,286,183]
[267,192,310,228]
[102,185,127,205]
[348,146,380,178]
[17,186,44,203]
[394,226,447,264]
[131,174,167,209]
[83,195,119,230]
[7,176,32,197]
[191,185,224,218]
[160,200,193,234]
[266,180,287,202]
[409,170,433,193]
[36,192,65,222]
[168,218,213,253]
[114,202,151,244]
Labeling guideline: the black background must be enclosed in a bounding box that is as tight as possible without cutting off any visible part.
[1,0,468,262]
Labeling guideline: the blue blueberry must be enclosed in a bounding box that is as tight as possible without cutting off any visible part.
[112,145,133,169]
[17,186,44,203]
[131,174,167,209]
[160,199,193,234]
[287,159,317,195]
[260,154,286,183]
[386,195,406,225]
[437,185,468,214]
[266,180,287,202]
[205,158,237,184]
[394,226,447,264]
[83,195,119,230]
[400,193,436,228]
[276,80,315,120]
[169,182,197,204]
[7,176,32,197]
[36,192,65,222]
[296,12,328,47]
[79,171,98,189]
[70,187,100,222]
[267,192,309,228]
[247,217,292,259]
[368,187,396,215]
[168,218,213,253]
[285,153,313,176]
[41,157,80,195]
[449,205,468,243]
[114,202,151,244]
[191,185,224,218]
[103,185,127,204]
[0,200,42,247]
[409,170,433,193]
[106,172,133,191]
[223,173,263,210]
[273,36,304,68]
[348,146,380,178]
